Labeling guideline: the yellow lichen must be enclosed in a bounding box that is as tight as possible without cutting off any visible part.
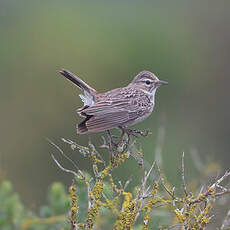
[174,209,185,223]
[58,141,227,230]
[122,192,133,209]
[92,180,104,199]
[142,184,159,229]
[86,204,99,230]
[114,191,137,230]
[114,200,137,230]
[69,183,78,224]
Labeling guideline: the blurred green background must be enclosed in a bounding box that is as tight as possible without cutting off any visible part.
[0,0,230,211]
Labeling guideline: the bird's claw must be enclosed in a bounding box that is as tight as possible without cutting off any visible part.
[124,128,151,138]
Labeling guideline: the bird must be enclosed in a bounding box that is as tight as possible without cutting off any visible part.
[59,69,168,135]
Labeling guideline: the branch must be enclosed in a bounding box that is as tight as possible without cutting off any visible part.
[190,170,230,205]
[181,152,188,197]
[51,155,84,180]
[221,209,230,230]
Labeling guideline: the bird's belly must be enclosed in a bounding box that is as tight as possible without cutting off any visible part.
[125,105,154,127]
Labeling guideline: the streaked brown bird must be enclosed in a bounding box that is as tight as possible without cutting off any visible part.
[59,69,168,134]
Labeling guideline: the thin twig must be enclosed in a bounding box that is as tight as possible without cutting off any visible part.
[210,170,230,190]
[47,138,80,171]
[221,209,230,230]
[137,161,155,200]
[189,170,230,205]
[215,189,230,197]
[100,136,109,149]
[156,164,175,200]
[181,152,188,197]
[51,154,84,179]
[124,177,132,190]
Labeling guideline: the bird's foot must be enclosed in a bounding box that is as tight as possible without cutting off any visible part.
[121,128,151,140]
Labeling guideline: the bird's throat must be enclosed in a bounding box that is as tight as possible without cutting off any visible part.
[139,88,157,104]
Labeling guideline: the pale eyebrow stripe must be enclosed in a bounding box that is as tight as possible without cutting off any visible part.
[140,78,153,82]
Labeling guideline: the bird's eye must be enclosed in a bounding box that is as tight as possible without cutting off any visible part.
[145,80,151,85]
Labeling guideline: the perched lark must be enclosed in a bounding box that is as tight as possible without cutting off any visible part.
[59,69,167,134]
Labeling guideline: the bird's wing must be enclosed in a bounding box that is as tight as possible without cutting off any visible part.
[77,97,143,133]
[79,110,139,133]
[77,93,150,133]
[79,98,139,115]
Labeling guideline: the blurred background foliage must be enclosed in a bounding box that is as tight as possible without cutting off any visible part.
[0,180,69,229]
[0,0,230,220]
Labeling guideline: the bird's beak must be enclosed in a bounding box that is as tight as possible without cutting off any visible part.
[157,80,168,86]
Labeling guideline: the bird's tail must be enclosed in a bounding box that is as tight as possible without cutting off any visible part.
[59,69,97,95]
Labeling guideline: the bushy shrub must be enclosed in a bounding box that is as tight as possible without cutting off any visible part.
[1,133,229,230]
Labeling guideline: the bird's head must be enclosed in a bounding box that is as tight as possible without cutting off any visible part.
[130,71,168,94]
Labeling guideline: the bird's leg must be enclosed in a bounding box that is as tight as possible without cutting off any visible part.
[107,130,118,147]
[107,130,118,161]
[118,126,131,147]
[114,127,128,155]
[118,127,126,144]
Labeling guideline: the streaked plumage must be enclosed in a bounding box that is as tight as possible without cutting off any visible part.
[59,69,167,134]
